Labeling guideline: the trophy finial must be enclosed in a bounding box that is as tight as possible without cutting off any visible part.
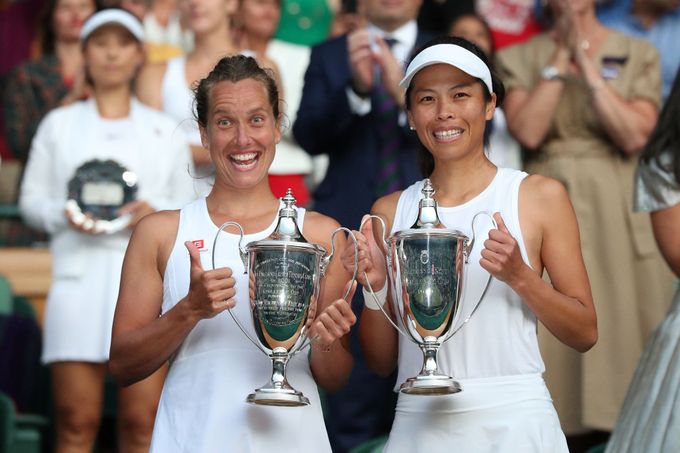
[270,188,306,241]
[412,179,441,229]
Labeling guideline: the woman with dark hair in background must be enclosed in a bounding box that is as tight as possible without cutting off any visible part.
[604,67,680,453]
[497,0,675,434]
[344,36,596,452]
[19,10,194,451]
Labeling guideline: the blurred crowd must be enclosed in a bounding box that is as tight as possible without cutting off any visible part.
[0,0,679,451]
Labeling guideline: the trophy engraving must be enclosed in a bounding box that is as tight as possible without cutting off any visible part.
[363,179,495,395]
[66,159,138,234]
[212,190,358,406]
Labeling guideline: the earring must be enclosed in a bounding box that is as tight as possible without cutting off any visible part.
[409,125,415,131]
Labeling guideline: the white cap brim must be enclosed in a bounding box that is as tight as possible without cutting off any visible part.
[80,9,145,42]
[399,44,493,94]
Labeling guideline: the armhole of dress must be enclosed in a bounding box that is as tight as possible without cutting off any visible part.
[512,172,533,269]
[391,182,421,235]
[162,206,188,302]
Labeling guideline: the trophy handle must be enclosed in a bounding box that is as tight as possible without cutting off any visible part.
[359,215,390,251]
[358,216,417,343]
[444,212,497,341]
[211,221,268,355]
[302,227,360,352]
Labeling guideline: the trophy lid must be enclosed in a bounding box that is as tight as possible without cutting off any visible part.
[411,179,441,229]
[392,179,467,242]
[269,189,308,243]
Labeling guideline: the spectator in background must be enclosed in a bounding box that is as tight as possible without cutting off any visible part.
[497,0,675,436]
[18,9,195,452]
[233,0,314,205]
[2,0,96,246]
[135,0,240,197]
[275,0,337,46]
[598,0,680,99]
[604,66,680,453]
[143,0,193,53]
[448,12,522,169]
[477,0,542,49]
[417,0,474,35]
[4,0,96,163]
[293,0,430,449]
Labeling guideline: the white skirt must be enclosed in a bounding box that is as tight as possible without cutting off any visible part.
[385,374,568,453]
[42,246,125,364]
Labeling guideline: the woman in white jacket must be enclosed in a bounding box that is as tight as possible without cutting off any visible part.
[19,9,195,452]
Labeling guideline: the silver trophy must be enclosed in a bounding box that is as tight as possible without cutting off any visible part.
[212,190,358,406]
[363,179,496,395]
[65,159,138,234]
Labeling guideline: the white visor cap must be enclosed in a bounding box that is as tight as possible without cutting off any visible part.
[399,44,493,94]
[80,9,145,42]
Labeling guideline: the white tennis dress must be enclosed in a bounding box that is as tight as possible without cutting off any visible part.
[383,168,568,453]
[19,98,195,364]
[150,198,331,452]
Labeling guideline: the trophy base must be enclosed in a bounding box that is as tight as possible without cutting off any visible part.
[247,388,310,407]
[400,375,462,395]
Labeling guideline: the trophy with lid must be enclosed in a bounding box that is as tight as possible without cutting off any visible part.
[212,190,357,406]
[362,179,495,395]
[65,159,138,234]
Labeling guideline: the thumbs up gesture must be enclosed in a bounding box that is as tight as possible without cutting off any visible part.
[184,241,237,320]
[479,212,527,285]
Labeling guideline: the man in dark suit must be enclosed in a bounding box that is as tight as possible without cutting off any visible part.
[293,1,430,451]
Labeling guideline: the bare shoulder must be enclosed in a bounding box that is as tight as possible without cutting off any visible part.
[130,209,180,255]
[520,174,570,208]
[371,191,401,232]
[302,211,342,246]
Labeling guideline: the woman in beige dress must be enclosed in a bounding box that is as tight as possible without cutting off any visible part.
[496,0,675,434]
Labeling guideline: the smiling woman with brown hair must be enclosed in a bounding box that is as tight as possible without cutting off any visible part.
[110,54,358,452]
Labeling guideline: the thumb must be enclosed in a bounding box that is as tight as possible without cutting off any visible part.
[185,241,204,274]
[493,212,509,234]
[343,280,358,303]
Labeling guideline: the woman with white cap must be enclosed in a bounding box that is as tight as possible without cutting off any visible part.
[19,9,195,452]
[343,36,597,452]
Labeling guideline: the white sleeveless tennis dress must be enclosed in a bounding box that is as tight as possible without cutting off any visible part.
[383,168,568,453]
[150,198,331,452]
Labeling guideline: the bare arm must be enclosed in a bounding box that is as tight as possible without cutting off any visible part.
[650,203,680,277]
[135,62,166,110]
[480,176,597,352]
[109,211,236,386]
[503,47,570,150]
[577,52,657,155]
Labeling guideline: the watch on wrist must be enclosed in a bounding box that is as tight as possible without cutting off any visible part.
[541,66,563,81]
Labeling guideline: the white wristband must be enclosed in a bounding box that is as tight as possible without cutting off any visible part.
[362,279,388,311]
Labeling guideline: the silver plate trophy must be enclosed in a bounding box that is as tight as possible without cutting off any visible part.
[65,159,138,234]
[212,190,358,407]
[363,179,496,395]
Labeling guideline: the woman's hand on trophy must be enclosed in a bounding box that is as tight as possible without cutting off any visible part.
[183,241,237,321]
[309,281,358,351]
[342,215,387,290]
[480,213,530,286]
[119,200,156,229]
